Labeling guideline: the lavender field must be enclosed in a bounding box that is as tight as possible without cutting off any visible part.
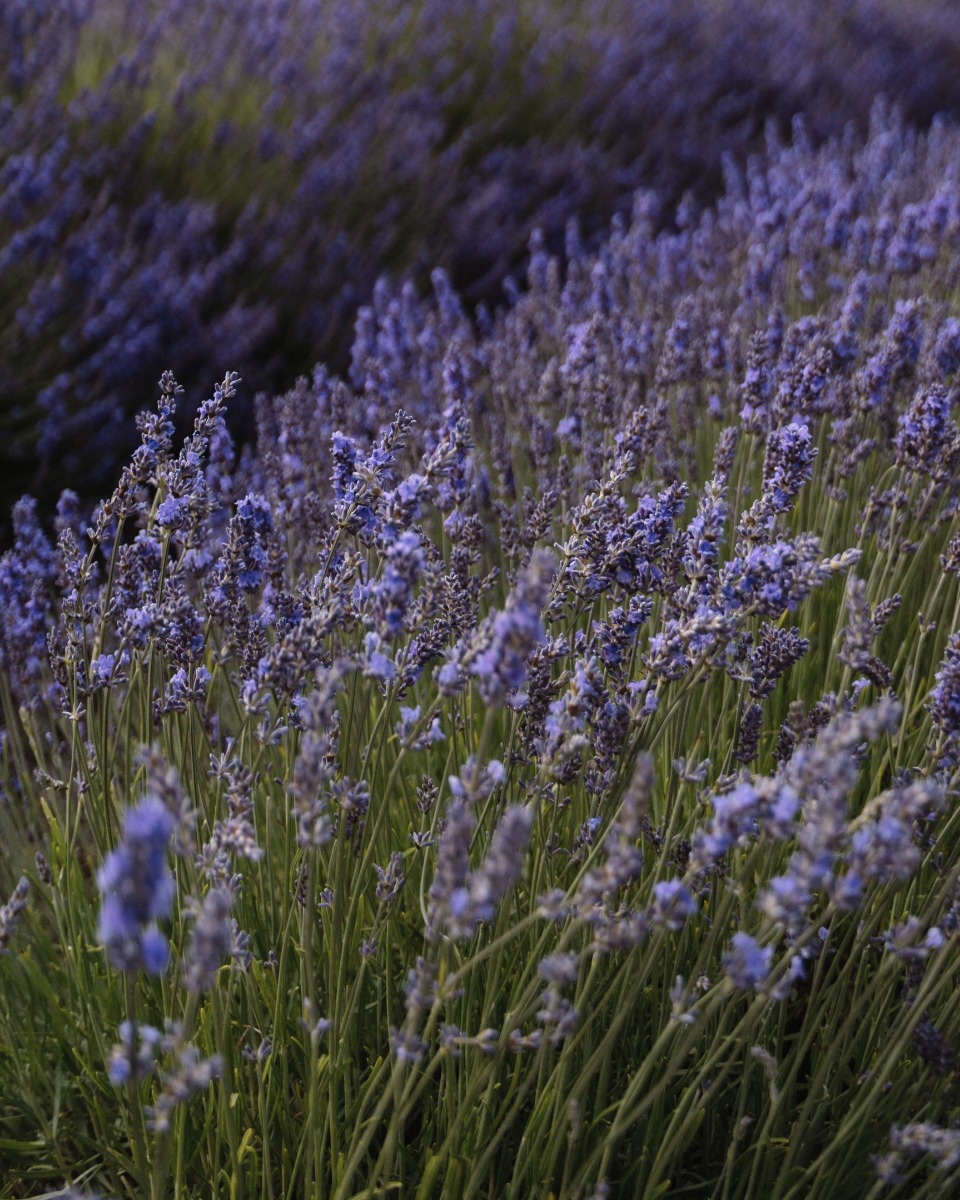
[2,2,960,1197]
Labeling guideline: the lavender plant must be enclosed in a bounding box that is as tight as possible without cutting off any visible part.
[7,1,960,514]
[3,97,960,1200]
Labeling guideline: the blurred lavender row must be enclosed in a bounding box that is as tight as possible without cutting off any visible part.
[5,0,960,515]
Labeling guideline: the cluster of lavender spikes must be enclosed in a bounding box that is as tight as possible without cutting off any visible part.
[7,2,960,512]
[3,95,960,1199]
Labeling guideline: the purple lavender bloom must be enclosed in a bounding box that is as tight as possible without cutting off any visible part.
[147,1041,223,1135]
[894,385,957,478]
[934,318,960,375]
[375,852,406,906]
[466,805,533,925]
[427,802,532,941]
[473,605,543,695]
[155,495,187,530]
[0,877,30,954]
[537,953,580,986]
[207,492,275,619]
[471,550,554,705]
[426,802,475,944]
[761,422,817,513]
[183,889,234,994]
[360,632,396,682]
[691,782,761,869]
[759,700,902,927]
[566,481,687,600]
[97,799,176,975]
[746,625,810,700]
[858,300,924,411]
[367,530,424,639]
[650,880,696,931]
[88,653,118,689]
[722,537,857,617]
[395,705,443,750]
[108,1021,164,1087]
[738,331,775,432]
[759,868,815,930]
[930,632,960,760]
[159,666,211,715]
[682,478,727,589]
[0,497,56,708]
[877,1123,960,1185]
[723,933,773,990]
[845,778,942,889]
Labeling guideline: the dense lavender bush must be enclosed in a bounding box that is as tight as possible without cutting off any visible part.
[7,0,960,514]
[1,103,960,1197]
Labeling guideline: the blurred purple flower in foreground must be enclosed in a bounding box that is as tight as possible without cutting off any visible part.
[97,798,176,974]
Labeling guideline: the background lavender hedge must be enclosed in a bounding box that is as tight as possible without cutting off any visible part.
[6,0,960,513]
[1,88,960,1195]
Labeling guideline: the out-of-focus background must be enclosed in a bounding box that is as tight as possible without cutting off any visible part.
[4,0,960,526]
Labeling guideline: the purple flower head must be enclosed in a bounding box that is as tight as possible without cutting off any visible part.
[155,495,187,530]
[89,651,124,690]
[691,782,760,869]
[747,624,810,700]
[0,497,56,709]
[146,1040,223,1134]
[543,656,606,759]
[565,480,687,600]
[159,665,211,716]
[830,273,870,361]
[759,869,813,930]
[0,877,30,955]
[448,757,506,805]
[375,851,405,906]
[934,318,960,376]
[757,779,801,838]
[593,595,654,668]
[723,932,773,990]
[894,385,957,478]
[427,803,531,941]
[738,330,775,432]
[381,474,431,540]
[108,1021,164,1087]
[367,530,423,639]
[722,537,857,617]
[97,798,176,975]
[858,300,924,411]
[331,431,360,501]
[395,705,444,750]
[360,632,396,682]
[930,632,960,759]
[651,880,696,931]
[460,549,554,706]
[845,777,942,888]
[683,477,727,588]
[183,888,234,994]
[425,802,475,943]
[878,1123,960,1185]
[761,422,817,513]
[234,494,274,588]
[537,953,580,986]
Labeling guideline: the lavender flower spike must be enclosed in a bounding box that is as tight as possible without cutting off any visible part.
[427,804,533,941]
[0,877,30,954]
[97,798,176,975]
[723,933,773,991]
[183,889,234,994]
